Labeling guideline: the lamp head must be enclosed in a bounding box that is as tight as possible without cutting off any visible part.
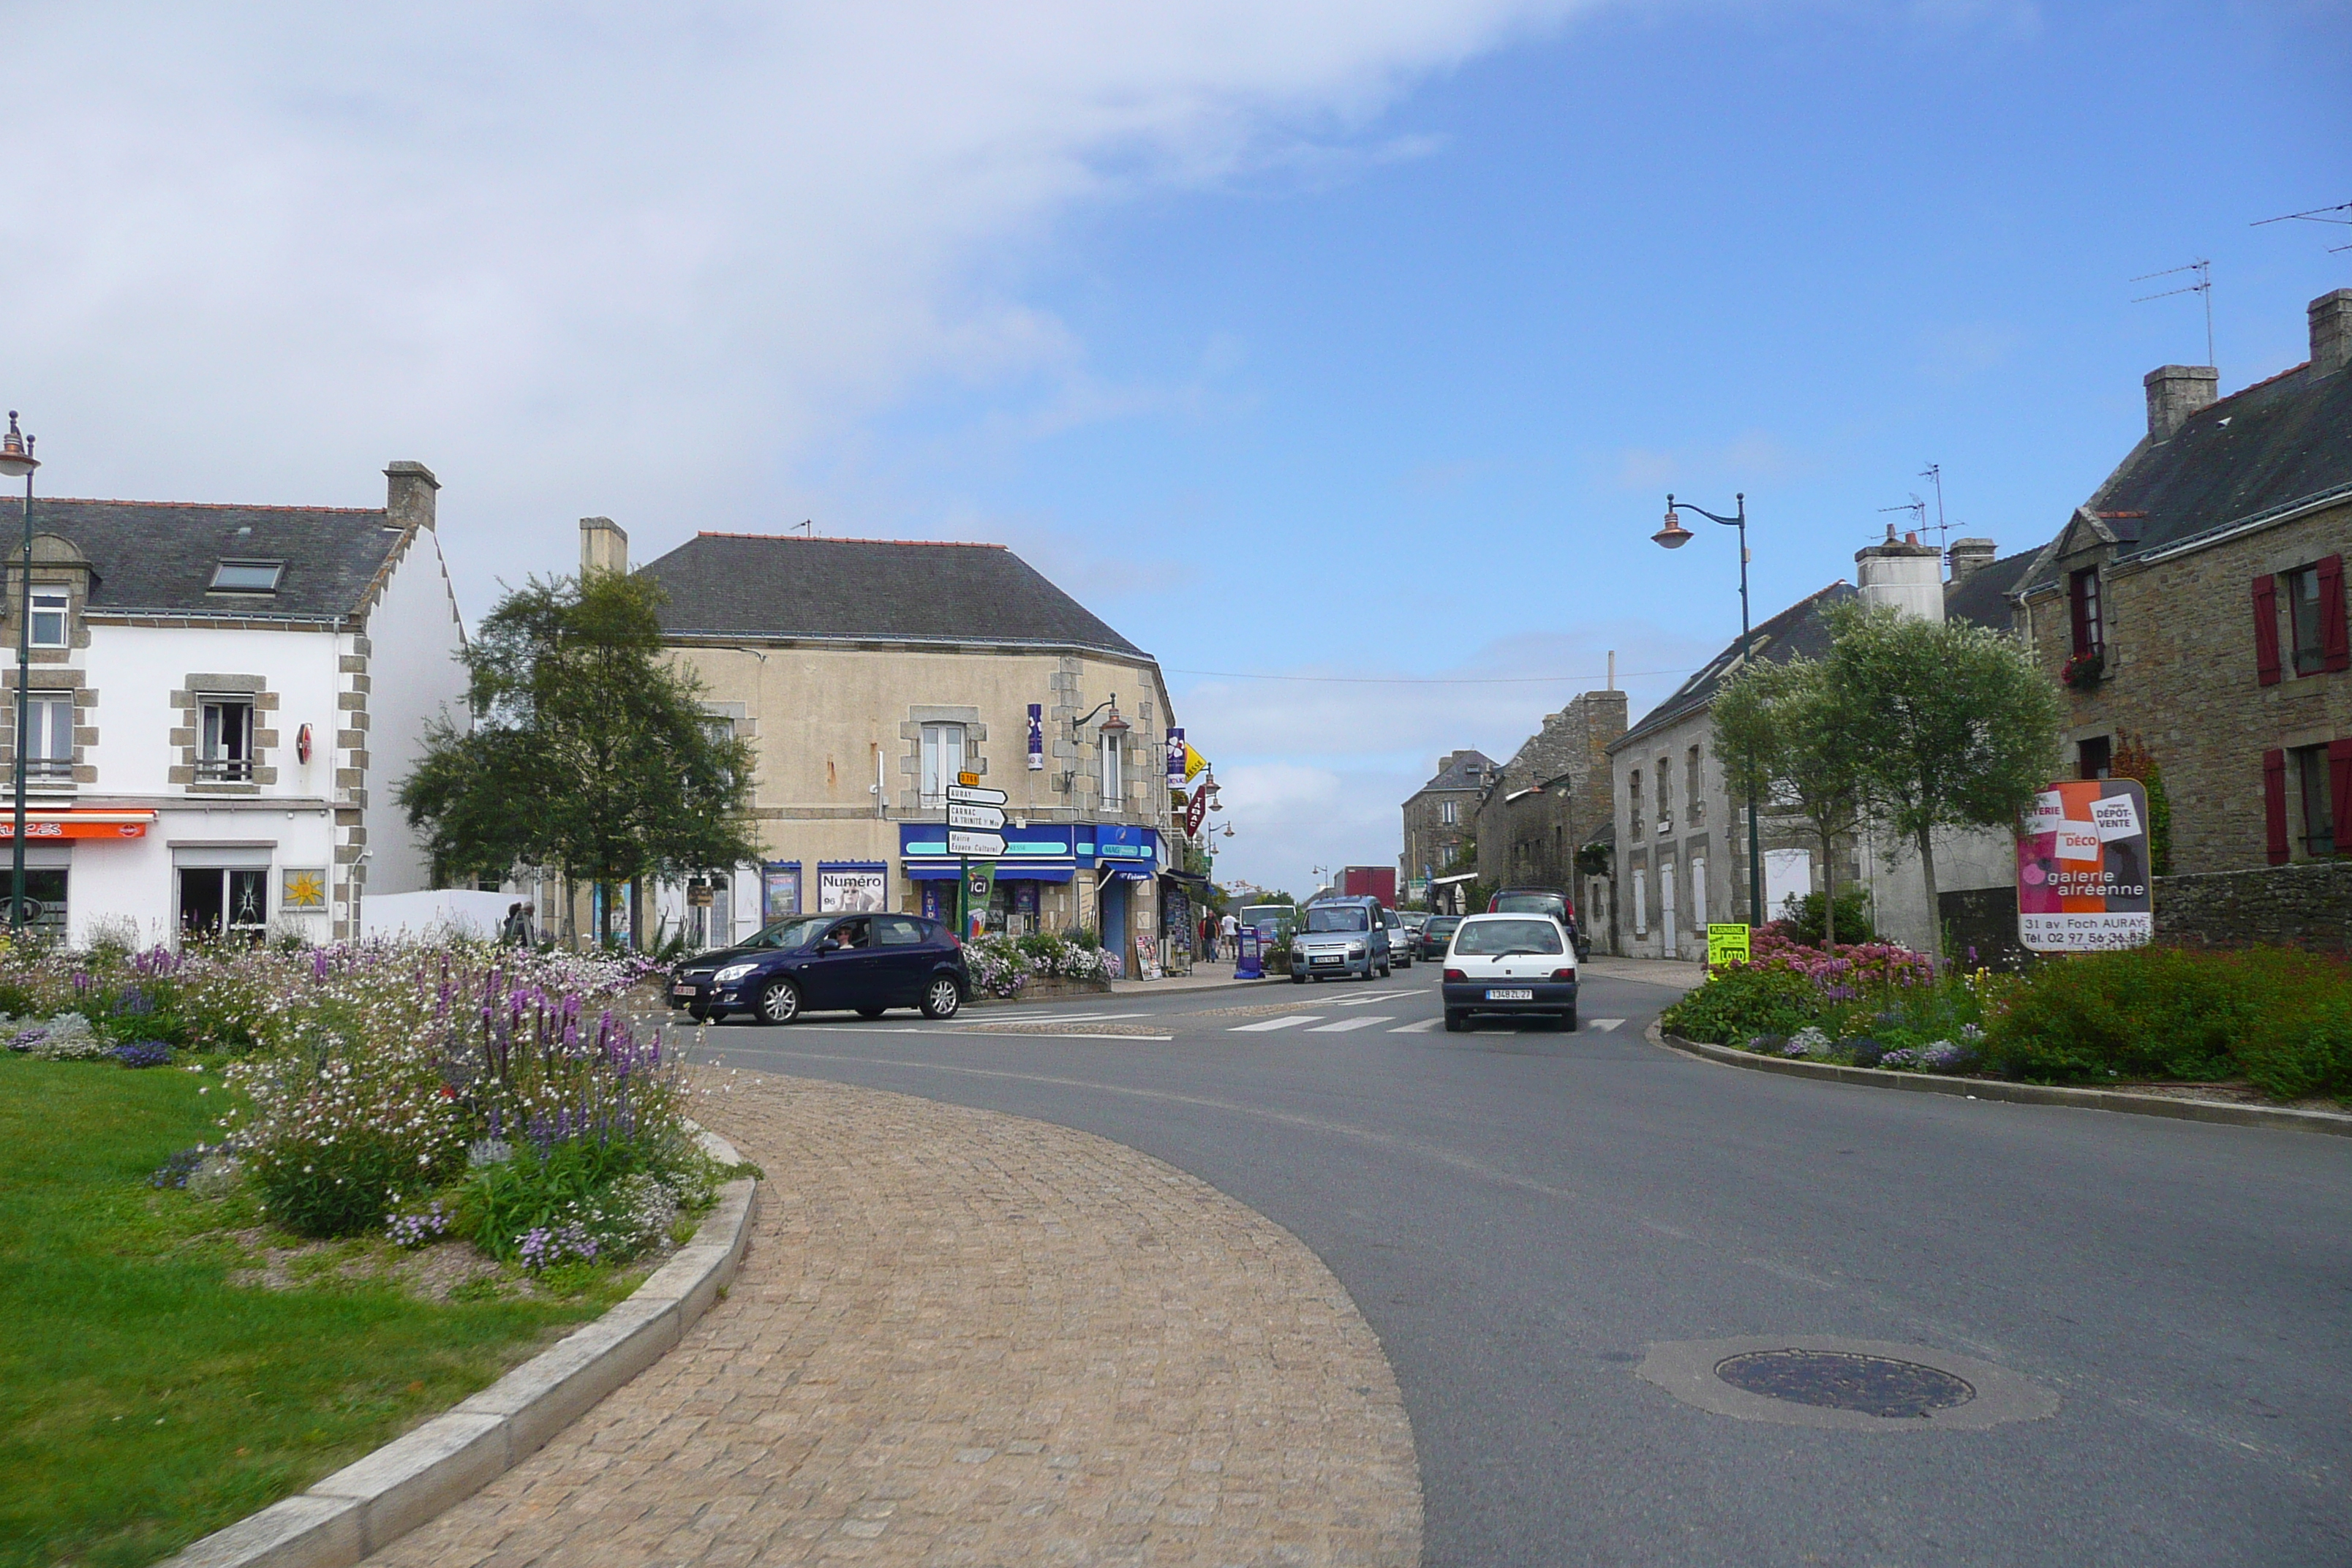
[1652,494,1692,550]
[1098,698,1130,735]
[0,413,37,480]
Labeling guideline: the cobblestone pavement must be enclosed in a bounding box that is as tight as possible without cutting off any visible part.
[369,1072,1421,1568]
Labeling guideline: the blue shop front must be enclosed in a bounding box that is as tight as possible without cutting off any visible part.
[899,822,1078,933]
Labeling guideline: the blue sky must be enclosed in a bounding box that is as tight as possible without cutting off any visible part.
[6,2,2348,895]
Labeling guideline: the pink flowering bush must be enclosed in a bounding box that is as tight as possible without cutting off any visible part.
[1664,929,1939,1049]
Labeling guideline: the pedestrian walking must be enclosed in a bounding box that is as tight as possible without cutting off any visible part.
[1219,909,1239,959]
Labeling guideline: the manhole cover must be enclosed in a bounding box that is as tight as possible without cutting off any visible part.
[1712,1349,1976,1418]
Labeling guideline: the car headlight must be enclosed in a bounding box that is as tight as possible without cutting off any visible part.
[1347,941,1365,956]
[713,962,758,984]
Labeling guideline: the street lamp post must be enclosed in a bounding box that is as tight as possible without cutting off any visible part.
[1654,491,1763,927]
[0,415,38,936]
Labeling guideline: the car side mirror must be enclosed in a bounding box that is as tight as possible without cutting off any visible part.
[815,938,841,953]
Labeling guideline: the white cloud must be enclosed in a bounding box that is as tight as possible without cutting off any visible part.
[2,1,1592,602]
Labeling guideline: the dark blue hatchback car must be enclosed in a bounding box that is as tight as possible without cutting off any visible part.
[669,912,969,1025]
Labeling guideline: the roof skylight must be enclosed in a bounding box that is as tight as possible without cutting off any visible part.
[210,560,284,593]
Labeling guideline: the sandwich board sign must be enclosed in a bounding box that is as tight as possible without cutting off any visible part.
[2017,778,2154,952]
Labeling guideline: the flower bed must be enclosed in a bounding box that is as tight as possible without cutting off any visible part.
[963,931,1116,998]
[1660,928,2352,1103]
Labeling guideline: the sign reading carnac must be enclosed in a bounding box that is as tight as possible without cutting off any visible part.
[2017,779,2153,952]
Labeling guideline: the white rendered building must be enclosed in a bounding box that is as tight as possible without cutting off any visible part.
[1,461,467,946]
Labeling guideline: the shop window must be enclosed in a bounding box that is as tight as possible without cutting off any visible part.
[4,867,66,938]
[197,697,255,783]
[919,722,963,807]
[179,867,268,942]
[23,696,71,781]
[29,592,67,649]
[2077,736,2111,780]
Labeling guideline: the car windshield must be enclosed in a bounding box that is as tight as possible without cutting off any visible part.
[750,916,833,951]
[1493,893,1567,918]
[1240,905,1292,930]
[1303,906,1370,932]
[1453,918,1564,956]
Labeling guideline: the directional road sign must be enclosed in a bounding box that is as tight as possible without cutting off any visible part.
[946,829,1007,857]
[947,802,1006,831]
[944,784,1007,806]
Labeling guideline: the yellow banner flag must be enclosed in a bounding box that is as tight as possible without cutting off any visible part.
[1183,742,1208,780]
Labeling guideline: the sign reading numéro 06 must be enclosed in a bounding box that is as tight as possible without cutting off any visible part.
[2017,778,2154,953]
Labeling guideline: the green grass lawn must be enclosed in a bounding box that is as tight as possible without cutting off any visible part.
[0,1056,626,1568]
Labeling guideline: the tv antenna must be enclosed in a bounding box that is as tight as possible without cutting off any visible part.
[795,519,813,538]
[2251,200,2352,257]
[1877,495,1926,540]
[1919,462,1950,555]
[2131,259,2214,367]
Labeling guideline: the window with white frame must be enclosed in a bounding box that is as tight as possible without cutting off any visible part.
[22,696,72,780]
[198,696,255,783]
[919,722,964,807]
[28,592,67,649]
[1441,798,1458,826]
[1101,730,1125,804]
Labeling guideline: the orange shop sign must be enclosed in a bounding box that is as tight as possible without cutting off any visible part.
[0,811,156,840]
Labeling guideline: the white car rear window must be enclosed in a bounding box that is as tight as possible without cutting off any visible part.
[1452,919,1564,956]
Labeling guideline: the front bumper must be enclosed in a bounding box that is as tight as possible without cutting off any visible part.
[1441,980,1578,1014]
[1297,947,1371,977]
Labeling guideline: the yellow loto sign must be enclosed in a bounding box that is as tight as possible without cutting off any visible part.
[1706,923,1752,968]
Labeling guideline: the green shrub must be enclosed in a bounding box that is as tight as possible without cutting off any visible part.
[1774,891,1878,949]
[1659,966,1827,1044]
[253,1126,450,1237]
[1983,946,2352,1095]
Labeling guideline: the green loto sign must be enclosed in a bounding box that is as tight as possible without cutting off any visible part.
[1705,923,1751,968]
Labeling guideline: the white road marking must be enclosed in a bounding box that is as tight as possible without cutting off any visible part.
[1231,1015,1321,1032]
[970,1010,1148,1025]
[1587,1018,1626,1032]
[1330,993,1394,1007]
[1390,1018,1441,1033]
[1308,1016,1393,1033]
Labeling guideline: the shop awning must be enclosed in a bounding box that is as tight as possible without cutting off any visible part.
[0,809,158,840]
[903,858,1077,883]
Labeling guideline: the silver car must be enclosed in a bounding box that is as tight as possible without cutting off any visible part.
[1289,897,1391,982]
[1383,906,1414,968]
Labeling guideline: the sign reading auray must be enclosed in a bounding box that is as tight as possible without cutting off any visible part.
[2017,779,2153,952]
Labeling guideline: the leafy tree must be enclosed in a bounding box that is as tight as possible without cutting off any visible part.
[399,570,761,945]
[1713,655,1871,949]
[1821,602,2065,965]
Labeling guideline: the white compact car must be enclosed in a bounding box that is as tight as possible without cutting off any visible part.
[1440,913,1578,1032]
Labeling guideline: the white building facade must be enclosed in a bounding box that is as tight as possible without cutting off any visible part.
[2,461,467,946]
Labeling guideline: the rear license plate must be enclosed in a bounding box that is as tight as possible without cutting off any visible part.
[1486,988,1534,1001]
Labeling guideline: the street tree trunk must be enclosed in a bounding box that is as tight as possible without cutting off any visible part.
[1913,823,1942,968]
[1818,826,1838,951]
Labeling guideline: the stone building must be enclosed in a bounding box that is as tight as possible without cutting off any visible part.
[554,521,1196,979]
[1400,748,1495,908]
[1469,688,1627,897]
[2012,290,2352,886]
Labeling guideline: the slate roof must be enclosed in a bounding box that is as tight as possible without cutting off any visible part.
[2021,358,2352,593]
[1613,582,1857,752]
[1407,749,1498,800]
[1942,548,2040,630]
[638,533,1147,657]
[31,499,406,621]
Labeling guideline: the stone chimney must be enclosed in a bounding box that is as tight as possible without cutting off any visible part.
[2312,289,2352,379]
[1856,524,1945,622]
[383,461,438,530]
[1947,537,1997,586]
[579,516,629,577]
[2144,364,2218,441]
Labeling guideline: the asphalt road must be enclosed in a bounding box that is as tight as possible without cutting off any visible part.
[674,965,2352,1567]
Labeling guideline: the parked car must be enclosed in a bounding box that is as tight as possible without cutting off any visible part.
[1488,886,1590,963]
[1419,913,1463,960]
[671,912,968,1024]
[1382,906,1414,968]
[1289,896,1391,981]
[1441,912,1578,1032]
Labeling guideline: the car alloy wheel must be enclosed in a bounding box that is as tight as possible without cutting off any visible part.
[757,976,801,1025]
[921,976,962,1019]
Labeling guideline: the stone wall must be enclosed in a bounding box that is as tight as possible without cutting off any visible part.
[2151,861,2352,953]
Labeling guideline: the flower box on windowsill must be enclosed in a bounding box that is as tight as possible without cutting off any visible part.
[2061,651,2106,690]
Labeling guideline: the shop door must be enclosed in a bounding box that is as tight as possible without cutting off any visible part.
[1099,879,1127,968]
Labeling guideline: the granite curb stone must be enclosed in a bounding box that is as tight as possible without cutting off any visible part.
[156,1128,759,1568]
[1649,1022,2352,1137]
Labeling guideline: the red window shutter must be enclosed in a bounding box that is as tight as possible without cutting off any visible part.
[2319,554,2350,673]
[2253,576,2282,687]
[2332,739,2352,852]
[2264,748,2291,864]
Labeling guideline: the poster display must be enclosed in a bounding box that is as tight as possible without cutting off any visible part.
[1166,726,1187,787]
[818,866,887,913]
[761,864,801,921]
[2018,779,2153,952]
